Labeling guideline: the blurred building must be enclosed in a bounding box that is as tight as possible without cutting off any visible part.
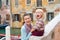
[10,0,60,28]
[1,0,10,6]
[0,0,11,26]
[0,0,60,28]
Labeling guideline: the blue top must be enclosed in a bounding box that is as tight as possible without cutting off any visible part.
[21,24,32,40]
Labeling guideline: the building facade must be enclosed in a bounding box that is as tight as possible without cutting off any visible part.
[0,0,11,26]
[10,0,60,28]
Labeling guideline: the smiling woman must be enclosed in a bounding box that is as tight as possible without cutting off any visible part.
[21,13,35,40]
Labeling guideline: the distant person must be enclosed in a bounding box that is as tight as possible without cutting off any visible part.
[21,14,35,40]
[32,9,44,36]
[1,3,10,26]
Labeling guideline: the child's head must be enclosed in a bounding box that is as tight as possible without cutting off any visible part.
[35,9,44,19]
[23,13,31,25]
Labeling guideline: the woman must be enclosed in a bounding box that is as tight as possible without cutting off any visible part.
[21,13,35,40]
[32,9,44,36]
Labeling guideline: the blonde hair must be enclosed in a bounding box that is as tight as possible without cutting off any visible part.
[35,9,44,20]
[35,9,44,13]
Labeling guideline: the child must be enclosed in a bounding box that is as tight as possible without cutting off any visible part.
[32,9,44,36]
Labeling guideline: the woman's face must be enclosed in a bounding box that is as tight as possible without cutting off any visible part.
[24,15,31,25]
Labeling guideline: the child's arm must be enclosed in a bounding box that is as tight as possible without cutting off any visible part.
[40,28,44,30]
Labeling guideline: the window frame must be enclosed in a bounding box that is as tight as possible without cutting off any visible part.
[48,0,55,4]
[36,0,42,8]
[47,12,54,21]
[15,0,19,8]
[12,14,21,22]
[26,0,31,6]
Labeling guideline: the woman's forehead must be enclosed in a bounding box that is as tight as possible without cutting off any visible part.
[24,15,30,18]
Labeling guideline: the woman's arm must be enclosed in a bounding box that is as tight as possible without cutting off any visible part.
[21,26,32,40]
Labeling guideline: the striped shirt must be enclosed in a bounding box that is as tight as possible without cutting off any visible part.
[34,19,44,31]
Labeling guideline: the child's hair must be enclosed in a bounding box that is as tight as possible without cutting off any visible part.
[23,13,31,24]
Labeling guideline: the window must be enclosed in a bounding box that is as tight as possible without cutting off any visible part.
[48,0,54,3]
[6,0,10,6]
[12,14,21,22]
[2,0,10,6]
[6,0,8,5]
[15,0,19,7]
[26,0,31,5]
[2,0,6,5]
[47,12,54,21]
[36,0,42,7]
[48,0,54,2]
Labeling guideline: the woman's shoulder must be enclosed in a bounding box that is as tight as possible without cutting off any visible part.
[21,25,26,30]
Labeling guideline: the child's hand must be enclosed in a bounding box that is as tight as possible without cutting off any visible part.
[30,28,35,32]
[39,25,42,28]
[40,28,44,30]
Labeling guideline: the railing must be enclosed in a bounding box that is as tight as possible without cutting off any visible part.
[0,13,60,40]
[0,26,10,40]
[6,26,10,40]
